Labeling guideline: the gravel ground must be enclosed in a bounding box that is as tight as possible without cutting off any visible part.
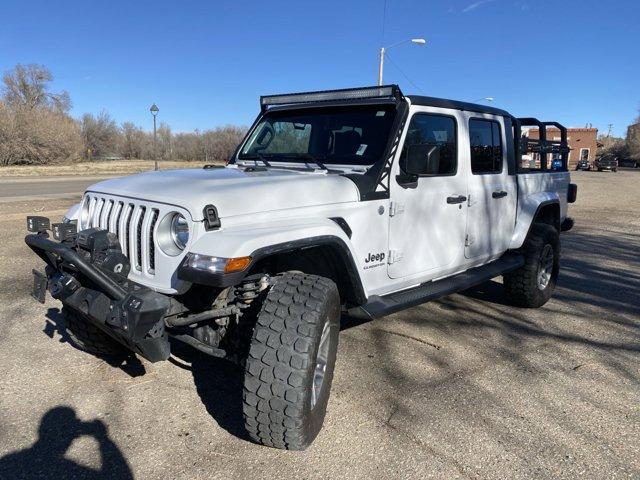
[0,171,638,479]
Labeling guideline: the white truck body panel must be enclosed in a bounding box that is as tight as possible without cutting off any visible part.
[87,166,360,221]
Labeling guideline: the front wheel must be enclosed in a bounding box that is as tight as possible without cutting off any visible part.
[503,223,559,308]
[242,272,340,450]
[63,306,126,356]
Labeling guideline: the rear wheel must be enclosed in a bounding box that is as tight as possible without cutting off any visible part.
[503,223,559,308]
[242,272,340,450]
[63,306,125,356]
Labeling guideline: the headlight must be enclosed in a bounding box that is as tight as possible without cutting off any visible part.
[170,213,190,250]
[157,212,190,256]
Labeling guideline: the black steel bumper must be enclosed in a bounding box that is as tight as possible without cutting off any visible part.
[25,234,171,362]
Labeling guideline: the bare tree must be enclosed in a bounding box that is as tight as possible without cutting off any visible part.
[120,122,151,159]
[154,122,172,160]
[202,125,247,163]
[0,103,82,165]
[2,64,71,112]
[81,111,120,159]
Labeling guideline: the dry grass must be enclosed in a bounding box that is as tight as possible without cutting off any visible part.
[0,159,220,177]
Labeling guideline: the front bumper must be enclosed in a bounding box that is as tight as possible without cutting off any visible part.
[25,233,171,362]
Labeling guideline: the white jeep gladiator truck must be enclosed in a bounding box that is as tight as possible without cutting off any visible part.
[26,85,577,450]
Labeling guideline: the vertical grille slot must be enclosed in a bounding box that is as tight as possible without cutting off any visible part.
[123,203,134,259]
[85,196,96,229]
[135,206,146,271]
[110,201,122,236]
[100,200,113,230]
[148,209,159,273]
[93,198,104,228]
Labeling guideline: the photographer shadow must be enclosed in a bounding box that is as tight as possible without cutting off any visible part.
[0,406,132,480]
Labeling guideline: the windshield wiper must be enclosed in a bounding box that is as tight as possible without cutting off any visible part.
[276,154,331,171]
[241,153,271,167]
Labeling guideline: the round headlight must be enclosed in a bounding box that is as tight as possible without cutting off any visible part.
[170,213,190,250]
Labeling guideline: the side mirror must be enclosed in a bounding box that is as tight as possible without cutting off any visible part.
[404,143,440,175]
[254,124,275,150]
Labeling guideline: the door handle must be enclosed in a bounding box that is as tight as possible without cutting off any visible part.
[446,195,467,204]
[492,190,508,199]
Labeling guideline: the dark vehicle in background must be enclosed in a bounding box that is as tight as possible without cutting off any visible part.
[618,158,639,168]
[575,159,592,171]
[594,155,618,172]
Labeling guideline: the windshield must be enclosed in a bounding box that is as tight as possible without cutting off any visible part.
[238,104,397,166]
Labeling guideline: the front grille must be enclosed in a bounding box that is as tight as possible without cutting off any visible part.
[84,195,159,276]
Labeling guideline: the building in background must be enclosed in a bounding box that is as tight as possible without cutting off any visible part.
[627,122,640,161]
[527,127,598,169]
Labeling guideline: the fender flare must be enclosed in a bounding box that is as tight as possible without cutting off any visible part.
[249,235,366,305]
[510,199,560,250]
[178,229,367,305]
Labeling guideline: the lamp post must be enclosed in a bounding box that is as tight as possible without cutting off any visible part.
[378,38,426,86]
[150,103,159,170]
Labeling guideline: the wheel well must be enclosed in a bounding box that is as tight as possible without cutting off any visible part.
[532,202,560,232]
[248,244,364,307]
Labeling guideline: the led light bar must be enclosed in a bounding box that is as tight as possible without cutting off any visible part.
[260,85,402,110]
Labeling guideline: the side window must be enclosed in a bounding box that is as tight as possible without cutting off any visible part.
[400,114,457,175]
[469,119,503,174]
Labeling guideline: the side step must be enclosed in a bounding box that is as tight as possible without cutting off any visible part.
[350,254,524,319]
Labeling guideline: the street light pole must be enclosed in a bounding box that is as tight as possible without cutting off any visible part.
[378,47,385,86]
[377,38,426,86]
[150,103,159,171]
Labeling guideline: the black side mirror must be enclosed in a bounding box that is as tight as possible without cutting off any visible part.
[405,143,441,175]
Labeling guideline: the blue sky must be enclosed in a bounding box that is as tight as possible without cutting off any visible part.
[1,0,638,136]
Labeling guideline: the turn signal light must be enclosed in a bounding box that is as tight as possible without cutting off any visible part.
[224,256,252,273]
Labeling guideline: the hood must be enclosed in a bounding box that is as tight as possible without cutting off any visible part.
[86,166,360,220]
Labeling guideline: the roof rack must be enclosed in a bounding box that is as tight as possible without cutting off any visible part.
[260,85,403,111]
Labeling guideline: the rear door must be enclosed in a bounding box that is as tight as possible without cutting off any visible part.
[464,115,517,260]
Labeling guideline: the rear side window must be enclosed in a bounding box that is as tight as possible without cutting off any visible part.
[400,114,457,175]
[469,119,503,174]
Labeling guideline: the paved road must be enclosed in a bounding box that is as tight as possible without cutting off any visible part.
[0,171,638,479]
[0,175,115,202]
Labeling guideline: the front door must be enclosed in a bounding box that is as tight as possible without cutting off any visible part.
[464,116,517,259]
[388,109,468,280]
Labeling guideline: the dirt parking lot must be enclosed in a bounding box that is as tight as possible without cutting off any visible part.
[0,170,638,479]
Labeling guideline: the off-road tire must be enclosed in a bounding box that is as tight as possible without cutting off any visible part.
[63,306,125,356]
[503,223,559,308]
[242,272,340,450]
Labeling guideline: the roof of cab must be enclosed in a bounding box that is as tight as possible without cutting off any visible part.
[407,95,512,117]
